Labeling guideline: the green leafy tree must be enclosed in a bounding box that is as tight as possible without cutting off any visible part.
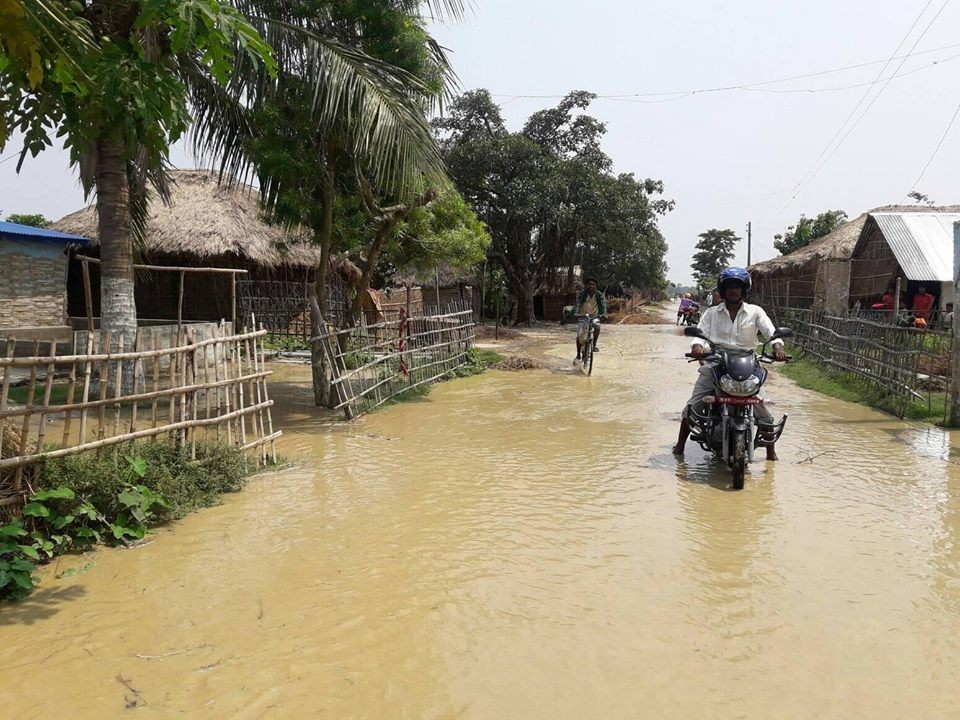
[691,228,739,289]
[436,90,671,324]
[4,213,49,227]
[773,209,848,255]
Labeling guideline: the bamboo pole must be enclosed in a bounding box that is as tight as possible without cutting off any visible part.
[112,336,124,442]
[0,328,268,367]
[950,222,960,426]
[257,323,278,464]
[219,324,234,447]
[212,323,223,442]
[82,259,94,332]
[0,337,14,414]
[60,344,78,447]
[14,339,41,490]
[177,270,185,333]
[231,274,237,331]
[243,332,262,467]
[74,255,248,275]
[96,332,112,442]
[235,331,248,461]
[0,400,275,471]
[78,332,94,445]
[151,335,160,429]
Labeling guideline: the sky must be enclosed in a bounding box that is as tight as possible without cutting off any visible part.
[1,0,958,285]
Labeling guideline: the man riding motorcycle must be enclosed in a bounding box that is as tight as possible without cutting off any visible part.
[574,277,606,361]
[676,293,700,325]
[672,267,786,460]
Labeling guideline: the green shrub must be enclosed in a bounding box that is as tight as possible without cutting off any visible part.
[2,440,255,602]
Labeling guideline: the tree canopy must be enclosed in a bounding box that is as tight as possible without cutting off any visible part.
[4,212,49,227]
[691,228,739,289]
[435,89,672,323]
[773,209,847,256]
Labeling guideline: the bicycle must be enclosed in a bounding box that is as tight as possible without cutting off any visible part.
[575,314,601,376]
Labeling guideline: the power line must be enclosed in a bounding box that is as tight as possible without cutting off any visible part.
[758,0,949,228]
[490,41,960,101]
[903,99,960,198]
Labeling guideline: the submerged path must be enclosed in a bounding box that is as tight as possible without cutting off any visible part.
[2,321,960,719]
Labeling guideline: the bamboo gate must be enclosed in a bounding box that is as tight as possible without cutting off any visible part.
[0,323,279,507]
[312,301,475,419]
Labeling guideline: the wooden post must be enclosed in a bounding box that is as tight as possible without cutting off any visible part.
[230,273,237,331]
[82,257,94,331]
[894,276,902,323]
[435,265,441,313]
[495,293,500,341]
[177,269,185,333]
[950,222,960,426]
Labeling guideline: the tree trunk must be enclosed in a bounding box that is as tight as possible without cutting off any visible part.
[348,224,393,325]
[315,168,335,318]
[514,277,536,325]
[307,282,334,408]
[95,137,138,387]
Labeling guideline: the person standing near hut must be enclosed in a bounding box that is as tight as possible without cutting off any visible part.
[911,285,935,322]
[574,277,606,361]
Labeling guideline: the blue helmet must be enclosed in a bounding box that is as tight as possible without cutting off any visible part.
[718,267,751,295]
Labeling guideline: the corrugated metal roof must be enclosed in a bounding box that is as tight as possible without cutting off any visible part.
[871,213,960,281]
[0,221,90,245]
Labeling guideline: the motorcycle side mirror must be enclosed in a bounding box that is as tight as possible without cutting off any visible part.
[769,327,794,342]
[683,326,707,340]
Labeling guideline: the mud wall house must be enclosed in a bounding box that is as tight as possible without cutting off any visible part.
[50,170,339,331]
[0,221,90,348]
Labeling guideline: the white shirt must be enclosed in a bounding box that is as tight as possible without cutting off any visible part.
[693,302,783,352]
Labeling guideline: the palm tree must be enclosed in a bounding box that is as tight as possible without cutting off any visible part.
[1,0,465,353]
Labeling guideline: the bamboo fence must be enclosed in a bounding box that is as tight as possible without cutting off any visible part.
[768,306,953,419]
[312,301,475,419]
[0,323,279,507]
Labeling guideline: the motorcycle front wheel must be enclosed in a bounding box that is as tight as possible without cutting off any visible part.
[731,430,747,490]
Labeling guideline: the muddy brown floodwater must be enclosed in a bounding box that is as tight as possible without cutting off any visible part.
[3,321,960,719]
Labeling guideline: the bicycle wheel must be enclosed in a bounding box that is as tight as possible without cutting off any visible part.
[585,343,594,376]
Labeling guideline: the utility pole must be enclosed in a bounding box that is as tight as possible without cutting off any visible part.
[746,221,752,267]
[950,222,960,426]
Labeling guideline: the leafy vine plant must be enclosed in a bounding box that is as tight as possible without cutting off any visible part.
[0,455,166,601]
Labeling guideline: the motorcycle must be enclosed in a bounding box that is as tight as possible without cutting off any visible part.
[681,307,701,326]
[682,325,793,489]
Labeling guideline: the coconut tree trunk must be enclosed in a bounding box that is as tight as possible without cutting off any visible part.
[315,168,335,318]
[95,137,138,363]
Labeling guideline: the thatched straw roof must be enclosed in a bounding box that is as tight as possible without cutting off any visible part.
[750,204,960,277]
[52,169,324,268]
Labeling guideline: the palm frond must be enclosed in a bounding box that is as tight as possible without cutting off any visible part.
[187,15,451,198]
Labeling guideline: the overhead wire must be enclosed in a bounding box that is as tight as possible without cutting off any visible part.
[490,41,960,102]
[902,99,960,200]
[757,0,952,229]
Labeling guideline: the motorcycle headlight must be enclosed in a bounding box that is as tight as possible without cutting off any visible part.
[719,374,760,396]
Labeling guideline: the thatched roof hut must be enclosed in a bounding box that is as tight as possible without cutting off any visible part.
[52,169,324,269]
[751,204,960,314]
[52,169,359,328]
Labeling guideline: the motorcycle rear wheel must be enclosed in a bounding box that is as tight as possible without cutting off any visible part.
[731,431,747,490]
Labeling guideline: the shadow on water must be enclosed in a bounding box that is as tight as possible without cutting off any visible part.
[0,584,87,626]
[645,449,741,492]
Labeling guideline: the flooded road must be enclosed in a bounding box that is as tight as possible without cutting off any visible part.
[3,321,960,719]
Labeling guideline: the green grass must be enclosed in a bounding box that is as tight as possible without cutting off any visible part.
[472,349,506,367]
[780,353,947,424]
[7,384,73,405]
